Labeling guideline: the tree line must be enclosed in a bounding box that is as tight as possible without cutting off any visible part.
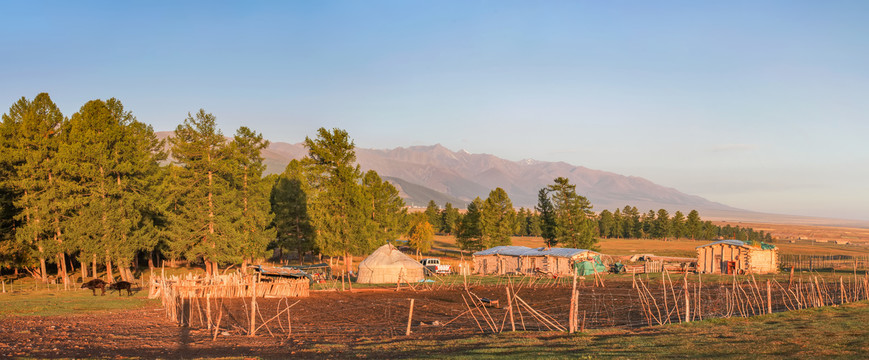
[0,94,409,282]
[1,93,772,283]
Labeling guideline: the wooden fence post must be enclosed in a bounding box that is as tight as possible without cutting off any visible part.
[684,275,690,323]
[249,275,257,337]
[767,279,772,314]
[406,298,415,336]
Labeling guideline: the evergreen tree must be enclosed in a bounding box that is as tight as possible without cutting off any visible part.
[59,98,165,281]
[671,210,686,239]
[3,93,65,282]
[456,197,484,250]
[362,170,406,244]
[526,210,542,237]
[302,128,376,272]
[440,202,460,235]
[166,110,239,276]
[686,210,702,240]
[228,127,275,270]
[623,206,641,238]
[536,188,557,247]
[611,208,624,239]
[653,209,671,239]
[423,200,442,232]
[480,187,516,248]
[598,209,615,238]
[271,159,315,263]
[641,210,656,238]
[515,208,529,236]
[548,177,597,249]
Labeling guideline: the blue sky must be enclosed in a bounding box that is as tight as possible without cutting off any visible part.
[2,1,868,220]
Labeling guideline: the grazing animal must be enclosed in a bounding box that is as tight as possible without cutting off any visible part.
[81,279,108,296]
[108,281,133,296]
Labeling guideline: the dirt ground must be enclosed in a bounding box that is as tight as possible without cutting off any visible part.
[0,281,636,359]
[3,275,848,359]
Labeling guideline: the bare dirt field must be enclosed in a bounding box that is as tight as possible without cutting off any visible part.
[4,273,862,359]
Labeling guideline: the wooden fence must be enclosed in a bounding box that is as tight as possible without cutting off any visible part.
[779,254,869,271]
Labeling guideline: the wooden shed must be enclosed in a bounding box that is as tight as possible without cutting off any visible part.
[473,246,600,276]
[696,240,778,274]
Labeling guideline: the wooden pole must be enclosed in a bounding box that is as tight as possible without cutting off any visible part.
[767,279,772,314]
[249,275,257,337]
[569,270,577,333]
[684,275,690,322]
[507,286,515,332]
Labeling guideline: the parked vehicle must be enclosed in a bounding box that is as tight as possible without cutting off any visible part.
[420,258,451,275]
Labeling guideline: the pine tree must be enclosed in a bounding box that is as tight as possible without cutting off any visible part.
[228,127,275,271]
[515,208,529,236]
[598,209,614,238]
[440,202,460,235]
[671,211,686,239]
[456,197,484,251]
[536,188,557,247]
[362,170,406,244]
[480,187,516,248]
[547,177,597,250]
[653,209,672,239]
[686,210,702,240]
[3,93,65,282]
[60,98,165,281]
[167,110,239,276]
[423,200,442,232]
[271,159,315,264]
[302,128,376,272]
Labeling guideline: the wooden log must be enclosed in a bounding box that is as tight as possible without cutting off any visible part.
[405,298,415,336]
[462,293,485,333]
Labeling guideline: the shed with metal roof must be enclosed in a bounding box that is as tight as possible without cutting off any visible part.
[472,246,600,276]
[696,240,778,274]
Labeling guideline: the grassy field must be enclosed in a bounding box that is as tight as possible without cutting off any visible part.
[0,286,158,318]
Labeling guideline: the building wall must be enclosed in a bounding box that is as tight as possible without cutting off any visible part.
[697,244,778,274]
[473,253,593,276]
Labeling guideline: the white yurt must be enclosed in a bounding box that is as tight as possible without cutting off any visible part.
[356,243,426,284]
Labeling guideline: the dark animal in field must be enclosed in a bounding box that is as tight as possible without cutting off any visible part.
[81,279,108,296]
[107,281,133,296]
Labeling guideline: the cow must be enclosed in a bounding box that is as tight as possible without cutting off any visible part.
[107,281,134,296]
[81,278,108,296]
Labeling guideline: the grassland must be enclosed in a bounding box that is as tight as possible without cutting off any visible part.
[0,286,158,318]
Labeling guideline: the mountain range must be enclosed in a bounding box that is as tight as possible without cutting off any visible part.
[260,138,742,215]
[154,132,869,227]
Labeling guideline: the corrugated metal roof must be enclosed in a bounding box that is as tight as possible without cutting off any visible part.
[696,239,777,250]
[473,246,594,258]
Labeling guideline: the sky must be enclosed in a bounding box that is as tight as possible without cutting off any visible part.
[2,1,868,221]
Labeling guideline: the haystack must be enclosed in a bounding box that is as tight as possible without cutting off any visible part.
[356,243,425,284]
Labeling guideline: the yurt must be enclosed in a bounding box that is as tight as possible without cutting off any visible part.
[356,243,426,284]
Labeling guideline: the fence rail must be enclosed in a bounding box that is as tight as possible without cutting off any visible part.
[779,254,869,271]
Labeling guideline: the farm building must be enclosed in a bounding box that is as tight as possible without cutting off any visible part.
[472,246,602,276]
[356,243,426,284]
[696,240,779,274]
